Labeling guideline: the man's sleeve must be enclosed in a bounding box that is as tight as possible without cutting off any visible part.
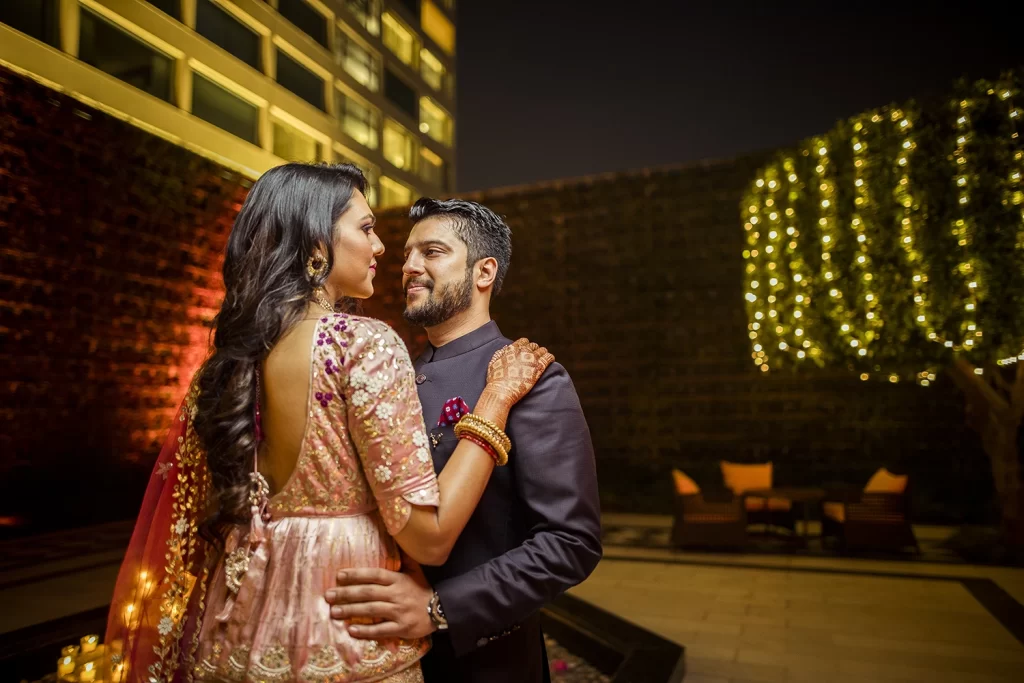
[433,362,603,655]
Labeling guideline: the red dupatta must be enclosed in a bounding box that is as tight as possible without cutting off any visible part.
[104,380,215,683]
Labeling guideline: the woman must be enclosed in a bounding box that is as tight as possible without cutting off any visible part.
[104,163,553,683]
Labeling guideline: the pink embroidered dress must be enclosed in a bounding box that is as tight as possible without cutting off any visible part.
[193,313,439,682]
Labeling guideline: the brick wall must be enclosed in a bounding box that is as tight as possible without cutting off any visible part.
[0,64,994,534]
[0,66,249,533]
[366,164,994,523]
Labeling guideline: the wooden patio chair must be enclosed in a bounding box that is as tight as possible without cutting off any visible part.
[670,469,748,549]
[720,461,796,533]
[822,468,919,553]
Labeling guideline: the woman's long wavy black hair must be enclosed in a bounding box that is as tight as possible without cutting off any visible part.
[194,162,367,531]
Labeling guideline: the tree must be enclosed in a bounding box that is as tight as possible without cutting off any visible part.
[741,72,1024,541]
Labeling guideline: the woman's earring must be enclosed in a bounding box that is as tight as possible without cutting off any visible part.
[307,253,328,279]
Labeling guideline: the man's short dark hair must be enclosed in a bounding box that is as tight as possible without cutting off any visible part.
[409,198,512,295]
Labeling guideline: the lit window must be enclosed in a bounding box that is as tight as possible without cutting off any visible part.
[363,166,380,207]
[277,0,328,48]
[273,120,321,162]
[380,176,413,208]
[336,91,380,149]
[419,148,446,190]
[336,32,379,91]
[277,48,326,110]
[345,0,380,36]
[79,9,173,103]
[334,151,377,203]
[420,48,445,91]
[192,72,259,144]
[383,120,417,172]
[421,0,454,55]
[382,12,417,66]
[419,97,452,146]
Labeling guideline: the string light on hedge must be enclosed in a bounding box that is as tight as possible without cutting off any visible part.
[812,136,857,355]
[782,155,819,362]
[890,107,934,380]
[948,98,983,352]
[997,349,1024,366]
[848,113,883,357]
[743,72,1024,385]
[743,173,773,372]
[998,84,1024,255]
[765,171,790,364]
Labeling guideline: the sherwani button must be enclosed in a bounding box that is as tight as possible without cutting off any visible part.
[415,373,427,385]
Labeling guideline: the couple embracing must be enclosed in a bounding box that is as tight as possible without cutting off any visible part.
[105,163,601,683]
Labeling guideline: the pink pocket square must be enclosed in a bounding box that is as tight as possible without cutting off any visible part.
[437,396,471,427]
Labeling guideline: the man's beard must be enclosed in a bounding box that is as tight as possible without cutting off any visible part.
[403,269,473,327]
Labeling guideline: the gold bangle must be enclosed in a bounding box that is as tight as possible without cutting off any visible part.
[454,421,508,460]
[459,413,511,452]
[460,419,511,457]
[456,424,508,466]
[455,421,509,465]
[458,431,507,467]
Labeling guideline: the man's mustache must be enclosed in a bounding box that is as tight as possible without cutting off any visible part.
[404,279,433,293]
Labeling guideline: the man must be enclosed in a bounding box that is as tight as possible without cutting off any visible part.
[325,198,602,682]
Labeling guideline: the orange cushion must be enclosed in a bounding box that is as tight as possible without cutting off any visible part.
[823,501,845,523]
[744,497,792,511]
[721,461,773,495]
[672,469,700,495]
[865,468,908,494]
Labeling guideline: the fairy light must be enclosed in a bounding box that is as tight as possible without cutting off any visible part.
[743,75,1023,385]
[997,350,1024,366]
[891,106,934,378]
[999,82,1024,256]
[765,171,787,367]
[847,114,884,357]
[781,155,820,362]
[813,136,857,356]
[742,173,773,372]
[948,98,983,352]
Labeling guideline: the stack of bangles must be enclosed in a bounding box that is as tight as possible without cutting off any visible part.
[454,413,511,466]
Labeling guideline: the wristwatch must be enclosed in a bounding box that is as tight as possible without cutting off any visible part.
[427,591,449,631]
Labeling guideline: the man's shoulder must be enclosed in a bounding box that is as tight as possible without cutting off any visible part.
[510,361,578,420]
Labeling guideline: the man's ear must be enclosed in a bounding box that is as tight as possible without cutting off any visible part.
[475,257,498,291]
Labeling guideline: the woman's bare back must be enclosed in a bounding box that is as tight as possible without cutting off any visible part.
[258,318,318,495]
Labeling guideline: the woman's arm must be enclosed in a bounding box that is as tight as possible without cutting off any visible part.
[391,389,510,565]
[342,320,551,565]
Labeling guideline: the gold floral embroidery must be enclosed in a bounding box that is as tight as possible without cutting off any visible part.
[191,316,435,683]
[197,642,426,683]
[148,382,211,683]
[298,645,351,683]
[225,644,249,681]
[223,545,251,595]
[250,643,292,683]
[269,316,438,524]
[350,640,430,680]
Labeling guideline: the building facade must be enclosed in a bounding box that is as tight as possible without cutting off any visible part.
[0,0,456,206]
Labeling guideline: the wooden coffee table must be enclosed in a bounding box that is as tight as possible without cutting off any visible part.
[744,487,827,540]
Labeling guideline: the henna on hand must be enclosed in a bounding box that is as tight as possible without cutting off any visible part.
[484,338,555,411]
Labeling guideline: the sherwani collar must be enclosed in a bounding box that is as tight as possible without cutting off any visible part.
[418,320,503,364]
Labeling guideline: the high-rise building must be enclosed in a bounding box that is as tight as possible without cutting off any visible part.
[0,0,456,206]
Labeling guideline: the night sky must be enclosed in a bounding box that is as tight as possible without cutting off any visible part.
[454,2,1023,192]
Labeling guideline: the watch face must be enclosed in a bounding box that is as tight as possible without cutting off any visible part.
[429,593,446,627]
